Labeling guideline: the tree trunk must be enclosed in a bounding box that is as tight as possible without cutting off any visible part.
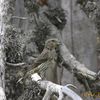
[0,0,16,99]
[0,0,9,99]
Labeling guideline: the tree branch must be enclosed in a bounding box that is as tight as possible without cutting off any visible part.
[5,62,25,67]
[31,73,83,100]
[5,56,36,67]
[59,42,97,81]
[51,29,97,81]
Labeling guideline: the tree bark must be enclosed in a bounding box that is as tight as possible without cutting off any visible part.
[0,0,7,99]
[0,0,15,99]
[59,43,97,80]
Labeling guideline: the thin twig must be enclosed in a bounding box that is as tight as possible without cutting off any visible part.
[12,16,29,20]
[6,62,25,67]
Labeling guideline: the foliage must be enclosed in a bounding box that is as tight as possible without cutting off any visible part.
[95,8,100,34]
[44,8,67,30]
[4,26,23,63]
[76,0,97,19]
[34,22,51,52]
[17,81,44,100]
[76,0,100,35]
[24,0,39,14]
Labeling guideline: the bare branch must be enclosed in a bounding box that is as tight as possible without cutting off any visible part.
[59,43,97,80]
[31,73,83,100]
[53,31,97,81]
[12,16,29,20]
[5,56,36,67]
[5,62,25,67]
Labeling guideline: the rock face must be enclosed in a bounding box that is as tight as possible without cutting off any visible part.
[5,0,97,100]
